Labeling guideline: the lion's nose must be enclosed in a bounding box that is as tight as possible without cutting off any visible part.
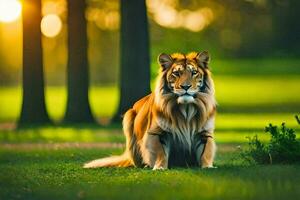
[180,84,191,91]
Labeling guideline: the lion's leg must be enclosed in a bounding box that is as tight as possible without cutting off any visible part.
[141,133,168,170]
[200,136,216,168]
[123,109,143,167]
[195,132,216,168]
[197,116,216,168]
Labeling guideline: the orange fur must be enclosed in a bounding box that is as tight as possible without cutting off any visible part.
[84,51,217,169]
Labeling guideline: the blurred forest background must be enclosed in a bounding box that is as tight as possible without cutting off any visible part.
[0,0,300,123]
[1,0,299,85]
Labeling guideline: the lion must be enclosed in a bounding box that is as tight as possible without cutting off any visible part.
[84,51,217,169]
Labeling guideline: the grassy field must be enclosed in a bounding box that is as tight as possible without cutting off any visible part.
[1,146,300,200]
[0,59,300,199]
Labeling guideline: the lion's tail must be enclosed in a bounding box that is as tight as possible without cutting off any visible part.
[83,152,133,168]
[84,109,137,169]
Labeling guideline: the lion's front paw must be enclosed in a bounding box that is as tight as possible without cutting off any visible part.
[153,165,167,170]
[202,165,217,169]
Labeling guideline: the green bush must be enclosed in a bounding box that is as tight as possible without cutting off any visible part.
[242,115,300,164]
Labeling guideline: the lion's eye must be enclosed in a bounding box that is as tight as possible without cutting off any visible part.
[172,71,180,76]
[192,71,198,76]
[199,76,204,83]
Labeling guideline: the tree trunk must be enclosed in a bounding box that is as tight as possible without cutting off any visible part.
[64,0,94,123]
[19,0,51,126]
[112,0,151,123]
[271,0,300,54]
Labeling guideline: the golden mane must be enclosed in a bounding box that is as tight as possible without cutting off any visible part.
[153,66,216,150]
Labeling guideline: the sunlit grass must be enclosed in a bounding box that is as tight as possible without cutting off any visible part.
[215,76,300,106]
[0,127,124,144]
[216,113,299,130]
[1,123,299,144]
[0,86,119,122]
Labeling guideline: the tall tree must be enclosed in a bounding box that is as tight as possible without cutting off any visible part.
[112,0,151,122]
[271,0,300,54]
[19,0,51,125]
[64,0,94,123]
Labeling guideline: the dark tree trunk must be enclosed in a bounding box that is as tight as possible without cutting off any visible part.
[19,0,51,126]
[271,0,300,54]
[112,0,151,123]
[64,0,94,123]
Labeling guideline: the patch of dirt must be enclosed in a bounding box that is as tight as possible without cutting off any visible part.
[0,142,125,150]
[0,142,240,154]
[0,123,16,131]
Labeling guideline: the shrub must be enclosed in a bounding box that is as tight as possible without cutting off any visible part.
[242,115,300,164]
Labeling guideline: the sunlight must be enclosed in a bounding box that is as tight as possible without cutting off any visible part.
[86,8,120,30]
[0,0,22,23]
[183,10,206,32]
[42,1,65,16]
[154,5,180,28]
[147,1,214,32]
[41,14,62,38]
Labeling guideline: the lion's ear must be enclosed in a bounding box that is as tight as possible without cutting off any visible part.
[196,51,210,68]
[158,53,173,70]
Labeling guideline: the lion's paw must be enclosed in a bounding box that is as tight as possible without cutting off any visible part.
[202,165,217,169]
[153,166,167,170]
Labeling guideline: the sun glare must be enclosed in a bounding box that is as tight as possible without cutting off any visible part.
[41,14,62,38]
[0,0,22,23]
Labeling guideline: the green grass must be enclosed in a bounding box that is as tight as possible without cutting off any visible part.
[0,111,299,199]
[1,147,300,200]
[0,86,119,122]
[215,76,300,113]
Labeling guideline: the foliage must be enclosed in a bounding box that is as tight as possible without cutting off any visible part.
[243,135,269,164]
[242,116,300,164]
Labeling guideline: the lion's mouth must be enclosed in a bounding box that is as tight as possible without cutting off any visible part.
[177,94,195,104]
[180,92,192,96]
[179,92,196,97]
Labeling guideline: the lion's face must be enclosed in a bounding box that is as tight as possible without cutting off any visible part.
[166,59,205,104]
[158,51,210,104]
